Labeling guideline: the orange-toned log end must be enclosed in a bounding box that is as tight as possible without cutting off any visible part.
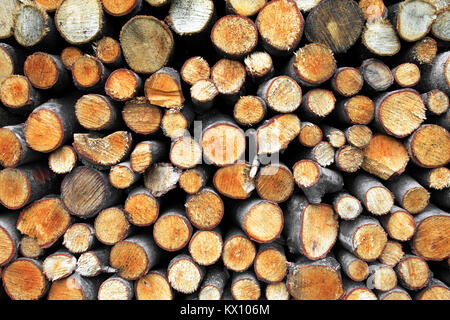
[48,146,77,174]
[293,160,320,188]
[47,275,89,300]
[161,109,189,139]
[385,210,416,241]
[0,75,32,108]
[429,167,450,190]
[153,214,191,251]
[101,0,138,16]
[72,55,103,88]
[347,260,369,282]
[303,89,336,120]
[344,95,375,125]
[424,90,449,116]
[0,45,14,83]
[123,97,162,135]
[211,15,258,59]
[17,197,71,248]
[43,252,77,281]
[413,37,437,65]
[359,0,386,20]
[213,163,255,199]
[346,125,372,149]
[333,68,363,97]
[335,145,364,173]
[227,0,267,16]
[401,187,430,215]
[244,51,273,79]
[135,272,173,300]
[0,168,30,209]
[186,190,224,230]
[2,259,46,300]
[262,76,302,113]
[222,235,256,272]
[293,44,337,86]
[232,277,261,300]
[144,69,184,109]
[344,288,377,300]
[179,170,205,194]
[75,94,115,130]
[170,137,202,169]
[362,134,410,180]
[73,131,132,167]
[189,231,223,266]
[109,164,136,189]
[62,224,94,254]
[256,164,294,203]
[0,127,22,168]
[110,241,149,280]
[378,241,404,267]
[354,224,388,261]
[256,0,303,54]
[393,63,421,88]
[254,248,287,283]
[413,215,450,261]
[257,114,301,155]
[143,163,182,197]
[95,36,121,65]
[287,265,345,300]
[380,289,411,300]
[181,56,210,85]
[19,236,44,259]
[124,191,159,227]
[168,258,203,294]
[61,47,83,70]
[234,96,266,127]
[130,144,156,174]
[244,201,284,243]
[34,0,64,11]
[24,52,60,90]
[266,282,290,300]
[105,69,139,101]
[417,282,450,300]
[299,123,322,147]
[370,265,397,292]
[408,124,450,168]
[24,109,64,153]
[0,227,16,267]
[95,207,130,245]
[397,256,430,290]
[211,59,246,95]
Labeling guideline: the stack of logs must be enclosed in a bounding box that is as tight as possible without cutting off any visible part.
[0,0,449,300]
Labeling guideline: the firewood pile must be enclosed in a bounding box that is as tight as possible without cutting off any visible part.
[0,0,449,300]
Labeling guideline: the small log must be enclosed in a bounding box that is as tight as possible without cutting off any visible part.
[233,95,266,127]
[213,163,255,199]
[416,278,450,300]
[0,124,41,168]
[418,51,450,95]
[411,167,450,190]
[431,9,450,41]
[254,242,287,283]
[296,141,335,168]
[293,160,343,203]
[392,63,421,88]
[321,125,346,148]
[72,55,110,92]
[189,229,223,266]
[124,187,159,226]
[24,52,69,91]
[98,276,134,300]
[244,51,274,84]
[94,36,123,68]
[76,248,116,277]
[334,145,364,173]
[47,272,97,300]
[0,0,19,39]
[360,58,393,92]
[339,215,387,261]
[331,191,362,220]
[135,269,173,300]
[337,249,369,282]
[185,187,224,230]
[298,122,322,147]
[265,282,290,300]
[0,75,45,112]
[167,254,205,294]
[210,59,246,103]
[179,166,211,195]
[161,107,195,139]
[0,164,57,210]
[17,196,71,249]
[122,97,162,135]
[145,0,170,7]
[384,175,430,214]
[231,272,261,300]
[396,254,430,290]
[222,228,256,272]
[257,76,302,113]
[61,166,122,218]
[144,67,184,109]
[299,89,336,122]
[211,15,258,59]
[63,223,96,254]
[94,207,131,245]
[60,47,83,70]
[0,43,24,82]
[34,0,64,12]
[399,37,437,65]
[43,250,77,281]
[55,0,106,45]
[257,113,301,155]
[331,67,363,97]
[378,241,404,267]
[335,95,375,125]
[361,134,410,180]
[170,136,202,170]
[286,256,345,300]
[359,0,387,21]
[2,258,47,300]
[344,125,372,148]
[19,236,44,259]
[72,131,132,168]
[109,162,140,189]
[284,194,339,259]
[226,0,267,16]
[389,0,436,42]
[422,90,449,117]
[190,79,218,113]
[255,0,304,56]
[120,16,173,74]
[361,18,400,57]
[378,287,412,300]
[380,206,416,242]
[343,280,377,300]
[255,163,294,203]
[48,146,77,174]
[406,124,450,168]
[153,208,192,251]
[75,94,121,131]
[366,263,397,292]
[105,69,142,102]
[101,0,142,17]
[181,56,210,86]
[198,266,229,300]
[412,205,450,261]
[25,96,80,153]
[0,212,19,266]
[110,234,161,280]
[143,163,182,197]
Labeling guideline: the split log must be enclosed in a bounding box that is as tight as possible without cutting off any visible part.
[105,69,142,102]
[380,206,416,242]
[0,213,19,267]
[0,43,24,82]
[378,241,404,267]
[72,55,110,92]
[366,263,397,292]
[109,162,140,189]
[101,0,142,17]
[0,75,45,112]
[135,269,173,300]
[244,51,274,84]
[255,163,294,203]
[331,67,364,97]
[231,272,261,300]
[75,94,121,131]
[0,0,19,39]
[48,146,77,174]
[60,47,83,71]
[43,250,77,281]
[334,145,364,173]
[298,89,336,122]
[255,0,304,56]
[298,122,322,147]
[286,256,345,300]
[337,249,369,282]
[416,278,450,300]
[418,51,450,95]
[335,95,375,125]
[122,97,162,135]
[19,236,44,259]
[61,166,122,218]
[98,276,134,300]
[226,0,267,16]
[47,272,97,300]
[24,52,69,91]
[167,254,204,294]
[343,280,377,300]
[63,223,96,254]
[265,282,290,300]
[153,208,192,251]
[284,194,338,259]
[198,266,228,300]
[181,56,210,86]
[257,76,302,113]
[410,167,450,190]
[179,166,211,195]
[331,191,362,220]
[189,229,223,266]
[254,242,287,283]
[360,59,393,92]
[361,18,400,57]
[233,96,266,127]
[0,124,41,168]
[378,287,412,300]
[144,67,184,109]
[422,90,449,117]
[392,63,421,88]
[321,125,346,148]
[94,207,131,245]
[110,234,161,280]
[161,107,195,139]
[396,254,430,290]
[210,59,246,103]
[384,175,430,214]
[190,79,218,113]
[185,187,224,230]
[143,163,182,197]
[124,187,160,226]
[222,228,256,272]
[0,164,57,210]
[431,9,450,41]
[213,163,255,199]
[76,248,115,277]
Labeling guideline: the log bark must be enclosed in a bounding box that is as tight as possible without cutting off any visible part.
[410,167,450,191]
[188,229,223,266]
[384,174,430,214]
[185,187,224,230]
[0,124,42,168]
[198,266,229,300]
[76,248,116,277]
[222,228,256,272]
[153,208,193,251]
[167,253,205,294]
[418,51,450,96]
[94,207,131,245]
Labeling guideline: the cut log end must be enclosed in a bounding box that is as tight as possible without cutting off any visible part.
[393,63,421,88]
[143,163,182,197]
[189,230,223,266]
[48,146,77,174]
[211,59,246,95]
[110,241,149,280]
[19,236,44,259]
[257,114,301,155]
[380,288,411,300]
[145,68,183,109]
[63,224,94,254]
[365,186,394,216]
[293,44,336,86]
[181,57,210,86]
[397,256,430,290]
[109,164,137,189]
[198,285,221,300]
[227,0,267,16]
[304,89,336,119]
[0,168,30,209]
[346,125,372,149]
[299,123,322,147]
[135,271,173,300]
[232,276,261,300]
[334,193,362,220]
[254,248,287,283]
[385,209,416,241]
[244,51,273,80]
[243,201,283,243]
[124,190,159,226]
[101,0,139,16]
[378,241,404,267]
[335,145,364,173]
[95,207,130,245]
[293,160,320,188]
[0,0,19,39]
[161,109,189,139]
[413,214,450,261]
[123,98,161,135]
[262,76,302,113]
[95,36,122,65]
[168,257,203,294]
[153,213,191,251]
[25,108,65,153]
[359,0,386,20]
[190,79,218,107]
[24,53,63,90]
[395,0,436,42]
[0,75,33,109]
[342,95,375,125]
[47,275,87,300]
[431,10,450,41]
[0,226,16,266]
[75,94,114,131]
[213,163,255,199]
[424,90,449,116]
[43,252,77,281]
[361,59,393,92]
[347,259,369,282]
[369,265,397,291]
[0,127,23,168]
[408,124,450,168]
[234,96,266,126]
[362,18,400,57]
[166,0,214,37]
[98,278,132,300]
[344,287,377,300]
[105,69,140,101]
[2,259,46,300]
[13,4,50,48]
[61,47,83,70]
[179,169,206,195]
[429,167,450,190]
[256,164,294,203]
[222,234,256,272]
[412,37,438,65]
[266,282,290,300]
[72,55,105,89]
[324,128,346,148]
[354,224,387,261]
[186,189,224,230]
[332,67,363,97]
